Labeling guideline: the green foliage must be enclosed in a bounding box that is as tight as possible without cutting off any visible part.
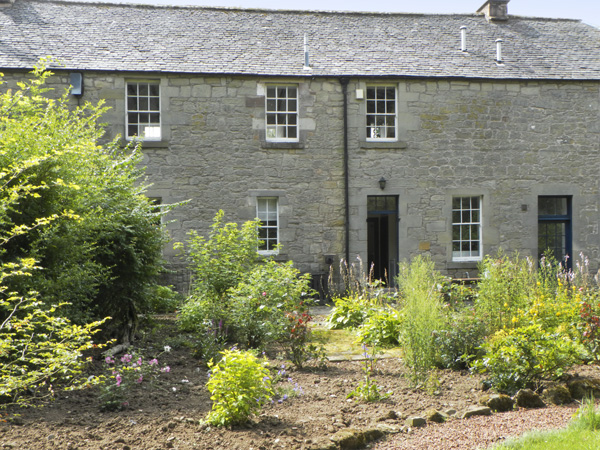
[0,261,106,406]
[491,397,600,449]
[347,345,391,402]
[99,349,171,411]
[178,214,320,367]
[0,62,173,339]
[176,210,261,298]
[475,251,537,333]
[147,285,182,314]
[434,308,487,370]
[356,306,402,348]
[227,260,313,349]
[326,295,371,329]
[205,348,273,427]
[396,255,446,384]
[472,324,579,394]
[572,396,600,431]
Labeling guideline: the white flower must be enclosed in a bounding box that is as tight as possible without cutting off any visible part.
[164,345,172,353]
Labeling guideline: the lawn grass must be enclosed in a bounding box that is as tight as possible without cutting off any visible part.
[489,427,600,450]
[311,324,403,360]
[489,398,600,450]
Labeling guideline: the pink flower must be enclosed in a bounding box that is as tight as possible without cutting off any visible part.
[149,358,158,366]
[105,356,114,364]
[115,374,122,387]
[136,375,143,384]
[121,354,132,364]
[137,357,142,366]
[161,366,171,373]
[262,292,267,296]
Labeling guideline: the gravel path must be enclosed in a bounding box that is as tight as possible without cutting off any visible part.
[374,405,579,450]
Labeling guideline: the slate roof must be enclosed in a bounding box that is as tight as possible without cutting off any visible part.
[0,0,599,79]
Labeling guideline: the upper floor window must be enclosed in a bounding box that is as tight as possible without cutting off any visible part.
[126,81,161,140]
[366,86,397,141]
[265,85,298,142]
[257,197,279,254]
[452,196,482,261]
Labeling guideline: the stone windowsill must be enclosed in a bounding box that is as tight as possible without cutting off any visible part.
[360,140,408,150]
[261,141,305,150]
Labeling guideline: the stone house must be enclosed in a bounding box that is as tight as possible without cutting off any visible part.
[0,0,599,291]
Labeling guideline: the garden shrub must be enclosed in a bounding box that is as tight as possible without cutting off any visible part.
[227,260,314,350]
[473,324,579,394]
[178,213,320,366]
[396,255,446,384]
[356,306,402,348]
[0,62,173,341]
[327,256,398,331]
[205,348,273,427]
[434,308,487,370]
[326,295,371,329]
[475,251,537,333]
[0,261,106,406]
[176,210,260,299]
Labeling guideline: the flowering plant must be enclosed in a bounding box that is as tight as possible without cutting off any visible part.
[99,346,172,411]
[347,345,391,402]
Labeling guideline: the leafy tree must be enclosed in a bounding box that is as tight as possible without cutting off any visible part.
[0,62,173,341]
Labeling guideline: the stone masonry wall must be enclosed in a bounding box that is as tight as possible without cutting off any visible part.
[2,69,599,291]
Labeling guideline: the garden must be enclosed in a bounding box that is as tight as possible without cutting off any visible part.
[2,65,600,450]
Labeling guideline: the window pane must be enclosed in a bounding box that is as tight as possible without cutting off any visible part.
[139,84,148,96]
[149,84,159,96]
[150,97,160,111]
[127,97,137,110]
[127,84,137,95]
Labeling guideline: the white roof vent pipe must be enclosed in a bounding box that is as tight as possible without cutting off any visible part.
[460,26,467,52]
[496,39,503,63]
[303,34,311,70]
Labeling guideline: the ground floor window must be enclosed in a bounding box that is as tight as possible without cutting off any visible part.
[257,197,279,254]
[452,196,482,261]
[538,196,572,267]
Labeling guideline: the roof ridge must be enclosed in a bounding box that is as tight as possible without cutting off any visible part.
[23,0,585,21]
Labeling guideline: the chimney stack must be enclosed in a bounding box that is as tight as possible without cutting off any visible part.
[476,0,510,21]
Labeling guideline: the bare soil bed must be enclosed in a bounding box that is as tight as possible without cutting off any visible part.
[1,317,590,450]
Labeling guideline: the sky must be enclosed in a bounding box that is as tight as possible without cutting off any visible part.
[86,0,600,28]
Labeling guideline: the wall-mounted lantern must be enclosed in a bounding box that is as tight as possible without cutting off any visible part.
[378,176,387,190]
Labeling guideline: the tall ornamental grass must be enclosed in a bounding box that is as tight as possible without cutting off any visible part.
[396,255,446,384]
